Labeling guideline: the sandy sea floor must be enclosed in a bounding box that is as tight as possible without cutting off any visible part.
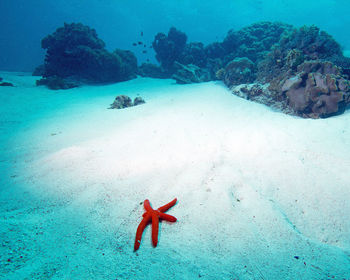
[0,72,349,279]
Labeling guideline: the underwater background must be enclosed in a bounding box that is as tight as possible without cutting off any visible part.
[1,0,350,71]
[1,1,350,279]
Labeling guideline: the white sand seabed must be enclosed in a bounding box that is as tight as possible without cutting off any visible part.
[1,72,350,279]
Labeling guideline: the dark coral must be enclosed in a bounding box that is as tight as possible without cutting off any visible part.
[171,62,210,84]
[32,64,45,76]
[205,42,226,59]
[39,23,137,85]
[0,82,14,87]
[36,76,78,90]
[113,49,138,80]
[152,27,187,72]
[279,25,342,60]
[138,63,170,79]
[0,76,14,86]
[178,42,207,68]
[221,57,256,86]
[223,22,293,63]
[257,25,346,83]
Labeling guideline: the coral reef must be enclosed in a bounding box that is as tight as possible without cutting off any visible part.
[33,21,350,118]
[138,63,169,79]
[38,23,137,85]
[269,61,350,118]
[279,25,342,60]
[32,64,45,76]
[113,49,138,80]
[230,83,292,114]
[257,25,347,83]
[172,62,210,84]
[36,76,78,90]
[221,57,256,86]
[152,27,187,72]
[178,42,207,68]
[223,22,293,63]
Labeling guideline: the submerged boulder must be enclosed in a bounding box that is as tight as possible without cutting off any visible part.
[133,97,146,106]
[269,61,350,118]
[221,57,256,86]
[171,62,210,84]
[38,22,137,85]
[138,63,170,79]
[36,76,78,90]
[0,82,14,87]
[109,95,145,109]
[152,27,187,72]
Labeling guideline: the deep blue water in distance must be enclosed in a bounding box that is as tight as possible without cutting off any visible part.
[1,0,350,71]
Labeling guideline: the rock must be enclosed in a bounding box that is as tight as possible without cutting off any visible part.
[113,49,138,80]
[222,57,256,86]
[32,64,45,76]
[0,82,14,87]
[109,95,133,109]
[171,62,210,84]
[230,83,292,114]
[178,42,207,68]
[36,76,78,90]
[133,97,145,106]
[281,75,303,92]
[138,63,169,79]
[40,22,137,84]
[271,61,350,118]
[152,27,187,72]
[109,95,145,109]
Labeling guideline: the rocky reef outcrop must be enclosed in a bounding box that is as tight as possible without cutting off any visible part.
[36,76,78,90]
[152,27,187,74]
[36,23,138,87]
[138,63,168,79]
[0,77,14,87]
[171,62,210,84]
[269,61,350,118]
[32,21,350,118]
[220,57,256,86]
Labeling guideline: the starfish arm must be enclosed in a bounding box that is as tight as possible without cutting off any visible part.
[151,213,159,247]
[134,213,151,251]
[158,212,177,222]
[144,199,153,212]
[158,198,177,212]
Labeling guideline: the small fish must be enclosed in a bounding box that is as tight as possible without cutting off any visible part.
[141,31,143,36]
[142,50,147,54]
[138,41,143,45]
[144,44,147,47]
[132,43,137,46]
[146,59,150,62]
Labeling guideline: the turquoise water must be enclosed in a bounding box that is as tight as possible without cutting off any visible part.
[1,0,350,71]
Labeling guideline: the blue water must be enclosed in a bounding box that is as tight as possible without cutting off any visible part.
[1,0,350,71]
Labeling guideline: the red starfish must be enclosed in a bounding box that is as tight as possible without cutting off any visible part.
[134,198,177,251]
